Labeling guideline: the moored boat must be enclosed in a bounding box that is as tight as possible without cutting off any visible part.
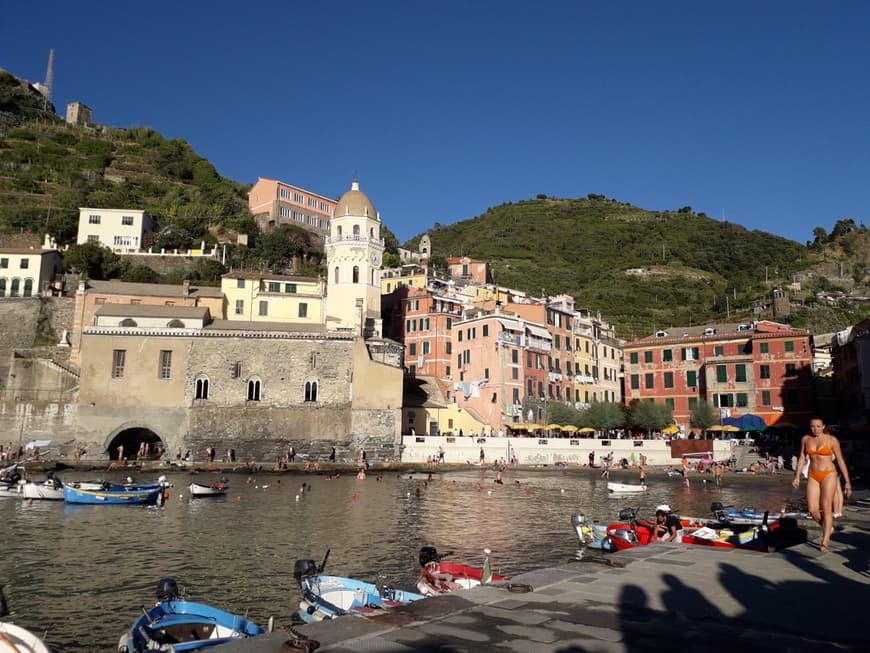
[416,546,509,595]
[20,473,64,501]
[572,512,614,552]
[294,551,424,622]
[1,586,51,652]
[62,483,166,505]
[118,578,266,652]
[606,481,647,494]
[188,480,229,498]
[710,502,811,525]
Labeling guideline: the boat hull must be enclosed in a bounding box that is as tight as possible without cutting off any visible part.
[21,481,64,501]
[297,574,424,623]
[120,599,265,652]
[188,482,228,498]
[62,485,162,505]
[417,561,509,596]
[606,482,647,494]
[0,622,51,653]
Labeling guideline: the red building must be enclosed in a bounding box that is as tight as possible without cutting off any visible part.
[623,320,814,429]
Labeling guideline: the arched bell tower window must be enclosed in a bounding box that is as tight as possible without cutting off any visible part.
[353,224,360,239]
[334,267,339,284]
[353,266,359,283]
[337,225,342,238]
[247,377,262,402]
[194,376,210,399]
[304,380,318,402]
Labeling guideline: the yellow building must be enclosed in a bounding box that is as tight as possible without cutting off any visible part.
[381,264,427,294]
[221,272,325,324]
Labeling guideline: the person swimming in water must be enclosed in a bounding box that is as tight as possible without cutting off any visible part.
[792,417,851,552]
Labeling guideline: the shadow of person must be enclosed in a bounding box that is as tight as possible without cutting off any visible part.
[660,572,723,622]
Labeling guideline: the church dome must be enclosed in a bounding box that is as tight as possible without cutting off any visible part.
[334,180,378,221]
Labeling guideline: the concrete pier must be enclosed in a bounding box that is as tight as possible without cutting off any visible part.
[221,502,870,652]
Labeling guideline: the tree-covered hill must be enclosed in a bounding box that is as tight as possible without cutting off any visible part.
[410,196,867,338]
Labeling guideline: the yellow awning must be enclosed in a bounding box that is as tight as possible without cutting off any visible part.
[578,427,596,433]
[561,425,579,432]
[545,424,562,430]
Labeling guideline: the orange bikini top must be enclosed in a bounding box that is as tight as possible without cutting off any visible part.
[807,445,832,456]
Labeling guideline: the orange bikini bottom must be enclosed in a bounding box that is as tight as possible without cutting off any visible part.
[807,468,836,484]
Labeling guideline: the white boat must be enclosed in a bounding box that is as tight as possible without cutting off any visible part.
[0,622,51,653]
[20,479,64,501]
[188,480,229,498]
[607,481,648,494]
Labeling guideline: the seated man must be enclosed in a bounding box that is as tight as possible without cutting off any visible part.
[653,509,683,542]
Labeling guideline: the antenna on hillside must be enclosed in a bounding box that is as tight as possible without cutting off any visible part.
[43,49,54,110]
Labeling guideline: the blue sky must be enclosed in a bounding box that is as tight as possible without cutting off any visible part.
[2,1,868,245]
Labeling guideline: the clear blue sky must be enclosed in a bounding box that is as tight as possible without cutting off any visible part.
[3,1,868,245]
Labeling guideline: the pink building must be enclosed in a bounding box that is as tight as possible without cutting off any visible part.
[248,178,335,237]
[447,256,490,285]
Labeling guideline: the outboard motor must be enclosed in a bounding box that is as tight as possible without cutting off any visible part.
[571,513,595,545]
[419,546,440,567]
[610,528,639,544]
[710,502,725,520]
[293,560,319,585]
[617,507,637,522]
[156,578,181,602]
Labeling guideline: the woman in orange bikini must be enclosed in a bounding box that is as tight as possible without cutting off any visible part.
[792,417,851,551]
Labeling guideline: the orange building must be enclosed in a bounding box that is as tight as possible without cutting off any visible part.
[247,178,335,237]
[446,256,490,285]
[623,320,815,429]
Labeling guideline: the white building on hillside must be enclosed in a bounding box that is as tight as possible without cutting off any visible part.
[76,208,153,252]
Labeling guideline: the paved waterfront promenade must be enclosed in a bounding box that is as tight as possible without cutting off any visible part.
[220,502,870,652]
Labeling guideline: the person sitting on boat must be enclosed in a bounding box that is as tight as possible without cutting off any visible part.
[654,509,683,542]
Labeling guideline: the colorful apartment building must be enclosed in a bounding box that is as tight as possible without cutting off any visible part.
[76,208,154,251]
[623,320,815,429]
[220,272,325,324]
[248,178,335,237]
[573,308,622,406]
[831,317,870,430]
[381,264,427,294]
[504,298,575,405]
[447,256,490,285]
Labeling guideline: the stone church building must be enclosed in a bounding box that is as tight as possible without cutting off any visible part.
[5,182,405,463]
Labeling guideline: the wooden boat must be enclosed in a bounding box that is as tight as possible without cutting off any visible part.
[710,502,811,525]
[0,622,51,653]
[62,483,165,505]
[416,547,509,596]
[681,526,770,552]
[606,481,647,494]
[188,480,229,498]
[294,552,424,622]
[20,474,64,501]
[1,586,51,652]
[118,578,266,652]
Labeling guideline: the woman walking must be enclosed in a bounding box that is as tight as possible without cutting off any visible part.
[792,418,851,552]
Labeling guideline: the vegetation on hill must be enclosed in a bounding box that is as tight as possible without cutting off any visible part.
[409,196,868,338]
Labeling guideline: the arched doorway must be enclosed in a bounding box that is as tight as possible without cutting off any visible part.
[106,427,165,461]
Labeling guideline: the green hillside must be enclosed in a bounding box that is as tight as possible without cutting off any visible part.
[410,197,867,338]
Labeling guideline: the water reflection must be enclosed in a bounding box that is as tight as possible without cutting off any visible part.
[0,468,797,651]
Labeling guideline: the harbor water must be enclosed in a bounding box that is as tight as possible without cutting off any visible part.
[0,467,801,651]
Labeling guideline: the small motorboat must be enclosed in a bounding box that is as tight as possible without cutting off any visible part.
[294,551,424,622]
[188,479,229,498]
[571,512,614,552]
[0,622,51,652]
[0,466,22,498]
[63,478,170,505]
[606,481,647,494]
[710,502,811,525]
[416,546,509,595]
[118,578,266,652]
[1,586,51,652]
[604,506,710,551]
[681,526,770,552]
[20,473,64,501]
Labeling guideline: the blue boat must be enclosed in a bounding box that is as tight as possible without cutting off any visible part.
[294,551,425,622]
[710,502,810,525]
[62,483,165,505]
[119,578,266,652]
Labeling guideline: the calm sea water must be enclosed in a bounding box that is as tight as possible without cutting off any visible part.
[0,467,798,652]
